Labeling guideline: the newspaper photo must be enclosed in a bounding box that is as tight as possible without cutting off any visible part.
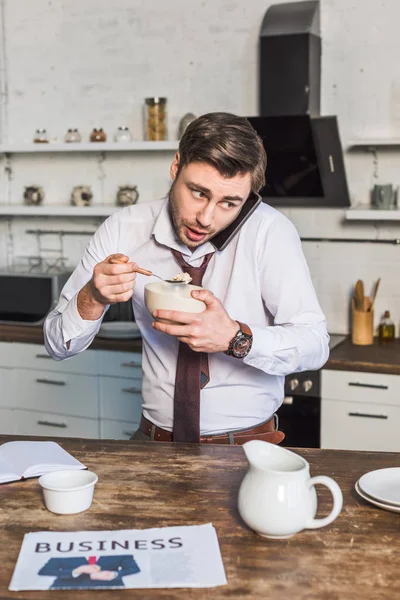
[9,523,227,591]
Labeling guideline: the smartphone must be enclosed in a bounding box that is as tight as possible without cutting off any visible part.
[210,192,262,251]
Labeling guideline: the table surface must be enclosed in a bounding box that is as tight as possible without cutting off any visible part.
[0,435,399,599]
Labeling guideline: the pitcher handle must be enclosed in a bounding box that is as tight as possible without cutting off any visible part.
[306,476,343,529]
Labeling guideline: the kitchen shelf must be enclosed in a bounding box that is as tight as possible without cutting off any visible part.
[0,141,179,154]
[345,205,400,220]
[347,139,400,150]
[0,205,119,217]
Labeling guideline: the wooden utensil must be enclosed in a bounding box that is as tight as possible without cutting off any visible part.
[368,278,381,312]
[354,279,365,311]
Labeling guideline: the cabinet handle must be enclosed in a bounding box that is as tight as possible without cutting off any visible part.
[121,361,141,368]
[348,382,388,390]
[122,387,141,394]
[35,354,52,359]
[36,378,66,386]
[37,420,67,428]
[348,412,388,420]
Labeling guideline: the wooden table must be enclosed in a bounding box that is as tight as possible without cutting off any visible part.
[0,436,399,599]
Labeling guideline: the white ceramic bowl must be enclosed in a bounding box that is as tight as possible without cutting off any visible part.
[39,470,98,515]
[145,281,206,322]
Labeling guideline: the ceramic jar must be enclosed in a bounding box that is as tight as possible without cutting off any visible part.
[33,129,48,143]
[71,185,93,206]
[90,128,107,142]
[116,185,139,206]
[23,186,44,205]
[114,126,133,143]
[65,128,82,143]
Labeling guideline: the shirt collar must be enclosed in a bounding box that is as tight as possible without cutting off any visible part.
[152,197,215,261]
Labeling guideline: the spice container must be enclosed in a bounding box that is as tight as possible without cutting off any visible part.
[90,128,107,142]
[65,128,81,143]
[144,97,168,141]
[33,128,49,143]
[378,310,395,344]
[114,126,132,142]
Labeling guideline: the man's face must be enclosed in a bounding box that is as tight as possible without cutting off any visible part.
[169,157,252,250]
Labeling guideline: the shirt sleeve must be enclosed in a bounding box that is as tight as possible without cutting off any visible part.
[243,213,329,376]
[43,213,119,360]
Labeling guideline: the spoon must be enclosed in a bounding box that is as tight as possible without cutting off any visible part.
[109,257,187,284]
[135,266,188,284]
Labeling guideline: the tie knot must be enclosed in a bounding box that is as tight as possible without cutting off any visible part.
[171,250,214,287]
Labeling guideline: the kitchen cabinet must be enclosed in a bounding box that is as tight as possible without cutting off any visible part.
[321,369,400,452]
[0,341,143,439]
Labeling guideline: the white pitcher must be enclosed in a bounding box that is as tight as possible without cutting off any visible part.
[238,440,343,539]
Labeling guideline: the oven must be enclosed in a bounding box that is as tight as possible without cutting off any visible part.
[277,335,346,448]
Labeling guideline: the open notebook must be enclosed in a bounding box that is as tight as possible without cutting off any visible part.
[0,441,86,484]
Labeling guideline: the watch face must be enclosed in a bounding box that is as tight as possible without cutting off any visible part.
[233,336,252,358]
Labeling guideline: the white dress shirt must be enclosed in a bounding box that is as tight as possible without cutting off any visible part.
[44,198,329,435]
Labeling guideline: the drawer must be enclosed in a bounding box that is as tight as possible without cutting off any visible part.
[13,409,99,438]
[322,369,400,406]
[0,407,16,434]
[97,350,142,379]
[100,419,137,440]
[0,342,98,375]
[0,368,15,408]
[99,376,142,422]
[321,398,400,452]
[14,370,98,418]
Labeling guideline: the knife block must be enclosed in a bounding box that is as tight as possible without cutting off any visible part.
[351,298,373,345]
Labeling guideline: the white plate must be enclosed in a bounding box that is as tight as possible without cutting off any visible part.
[358,468,400,507]
[97,322,141,339]
[355,481,400,513]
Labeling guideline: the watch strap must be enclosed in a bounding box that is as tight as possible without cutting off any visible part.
[237,321,252,337]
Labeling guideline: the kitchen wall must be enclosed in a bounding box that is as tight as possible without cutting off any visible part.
[0,0,399,334]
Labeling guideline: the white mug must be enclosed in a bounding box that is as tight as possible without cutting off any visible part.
[238,440,343,539]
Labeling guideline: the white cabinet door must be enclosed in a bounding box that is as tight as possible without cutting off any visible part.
[322,370,400,407]
[97,351,142,379]
[13,370,98,418]
[99,376,142,423]
[0,368,15,408]
[0,342,98,374]
[12,409,99,438]
[100,419,137,440]
[321,398,400,452]
[0,408,16,434]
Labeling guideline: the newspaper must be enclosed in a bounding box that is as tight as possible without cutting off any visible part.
[9,524,227,591]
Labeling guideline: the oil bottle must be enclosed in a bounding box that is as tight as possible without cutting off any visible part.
[378,310,395,344]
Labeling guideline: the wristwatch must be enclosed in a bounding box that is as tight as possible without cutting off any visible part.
[225,322,253,359]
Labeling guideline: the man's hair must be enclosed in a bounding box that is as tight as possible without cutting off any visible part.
[177,112,267,193]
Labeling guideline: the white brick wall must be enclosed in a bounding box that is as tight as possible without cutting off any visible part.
[0,0,399,334]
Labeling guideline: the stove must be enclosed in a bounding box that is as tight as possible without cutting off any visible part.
[279,333,346,448]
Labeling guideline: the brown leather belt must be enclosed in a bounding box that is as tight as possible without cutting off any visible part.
[139,414,285,445]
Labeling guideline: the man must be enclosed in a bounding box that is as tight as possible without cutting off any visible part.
[44,112,329,445]
[38,554,140,588]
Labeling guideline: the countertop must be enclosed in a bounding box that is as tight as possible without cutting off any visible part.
[326,337,400,375]
[0,435,398,599]
[0,323,142,352]
[0,323,399,374]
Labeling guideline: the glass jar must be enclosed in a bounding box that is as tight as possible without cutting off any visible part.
[64,128,82,143]
[378,310,395,344]
[90,128,107,142]
[114,126,133,143]
[144,97,168,141]
[33,128,49,143]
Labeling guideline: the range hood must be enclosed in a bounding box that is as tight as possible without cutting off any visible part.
[247,1,350,208]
